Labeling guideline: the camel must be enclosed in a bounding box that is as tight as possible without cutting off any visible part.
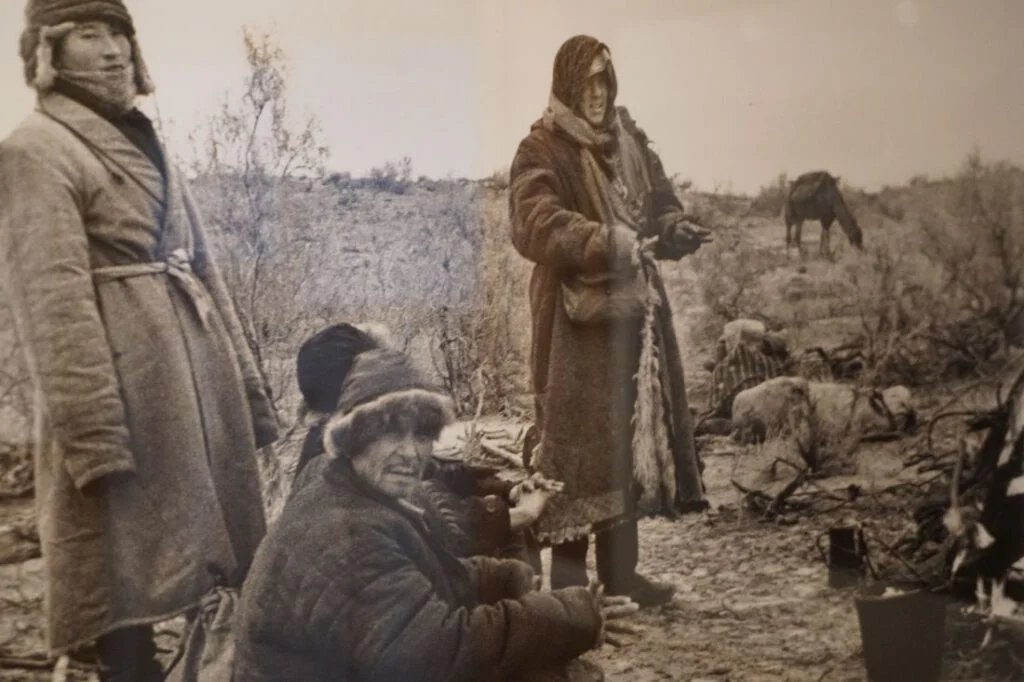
[784,171,864,258]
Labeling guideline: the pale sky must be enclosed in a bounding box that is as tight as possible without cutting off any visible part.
[0,0,1021,193]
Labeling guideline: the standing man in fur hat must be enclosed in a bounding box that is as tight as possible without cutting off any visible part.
[0,1,278,678]
[508,35,711,606]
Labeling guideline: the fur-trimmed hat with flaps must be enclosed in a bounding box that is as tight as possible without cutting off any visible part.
[298,323,453,462]
[323,347,455,462]
[18,0,155,94]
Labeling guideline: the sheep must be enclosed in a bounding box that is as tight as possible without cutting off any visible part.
[730,377,916,465]
[720,319,766,356]
[730,376,808,444]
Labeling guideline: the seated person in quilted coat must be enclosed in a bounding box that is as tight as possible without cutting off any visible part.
[290,322,557,562]
[233,341,617,681]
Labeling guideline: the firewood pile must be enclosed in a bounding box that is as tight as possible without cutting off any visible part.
[898,367,1024,640]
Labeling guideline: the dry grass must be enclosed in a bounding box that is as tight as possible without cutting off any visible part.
[1,152,1021,510]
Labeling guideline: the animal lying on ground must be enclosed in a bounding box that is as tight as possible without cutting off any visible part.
[784,171,864,258]
[730,377,915,452]
[703,323,791,421]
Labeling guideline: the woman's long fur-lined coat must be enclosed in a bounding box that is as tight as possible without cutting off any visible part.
[508,44,705,543]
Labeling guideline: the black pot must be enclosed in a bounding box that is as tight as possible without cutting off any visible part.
[817,526,866,588]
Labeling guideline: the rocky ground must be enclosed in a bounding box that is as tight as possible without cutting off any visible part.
[579,439,1024,682]
[2,408,1023,681]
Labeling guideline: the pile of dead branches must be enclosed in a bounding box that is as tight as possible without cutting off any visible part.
[896,369,1024,601]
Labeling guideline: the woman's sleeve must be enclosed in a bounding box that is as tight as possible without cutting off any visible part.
[509,135,634,273]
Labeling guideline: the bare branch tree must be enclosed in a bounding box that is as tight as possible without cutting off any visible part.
[185,27,330,420]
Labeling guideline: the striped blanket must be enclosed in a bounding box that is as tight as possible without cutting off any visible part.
[706,341,788,419]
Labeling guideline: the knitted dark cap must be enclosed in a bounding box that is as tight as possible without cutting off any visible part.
[296,323,380,414]
[25,0,134,32]
[551,34,618,114]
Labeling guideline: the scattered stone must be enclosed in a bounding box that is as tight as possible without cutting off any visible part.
[0,524,40,566]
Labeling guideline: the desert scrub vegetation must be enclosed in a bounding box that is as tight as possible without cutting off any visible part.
[701,153,1024,389]
[685,152,1023,396]
[185,27,329,420]
[429,189,533,417]
[750,172,788,218]
[688,214,793,347]
[0,305,31,492]
[366,157,414,194]
[842,153,1024,385]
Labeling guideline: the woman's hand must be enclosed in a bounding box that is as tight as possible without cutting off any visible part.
[667,220,713,257]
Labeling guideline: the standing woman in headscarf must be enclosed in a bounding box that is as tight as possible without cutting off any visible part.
[0,1,277,678]
[508,35,711,606]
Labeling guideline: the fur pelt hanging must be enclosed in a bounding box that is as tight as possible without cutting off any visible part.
[631,257,677,515]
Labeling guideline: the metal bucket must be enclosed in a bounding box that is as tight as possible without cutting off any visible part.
[816,526,867,588]
[855,585,946,682]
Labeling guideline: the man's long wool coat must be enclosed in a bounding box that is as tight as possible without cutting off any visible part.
[0,93,277,652]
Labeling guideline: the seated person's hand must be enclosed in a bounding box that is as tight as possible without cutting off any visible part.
[589,581,641,649]
[508,474,564,531]
[509,473,564,503]
[501,560,537,598]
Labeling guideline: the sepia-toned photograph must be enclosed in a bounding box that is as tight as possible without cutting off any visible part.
[0,1,1022,680]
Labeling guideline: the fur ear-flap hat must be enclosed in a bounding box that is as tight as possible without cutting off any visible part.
[18,0,155,94]
[322,345,455,463]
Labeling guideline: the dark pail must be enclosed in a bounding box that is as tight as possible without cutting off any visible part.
[816,526,866,588]
[855,587,946,682]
